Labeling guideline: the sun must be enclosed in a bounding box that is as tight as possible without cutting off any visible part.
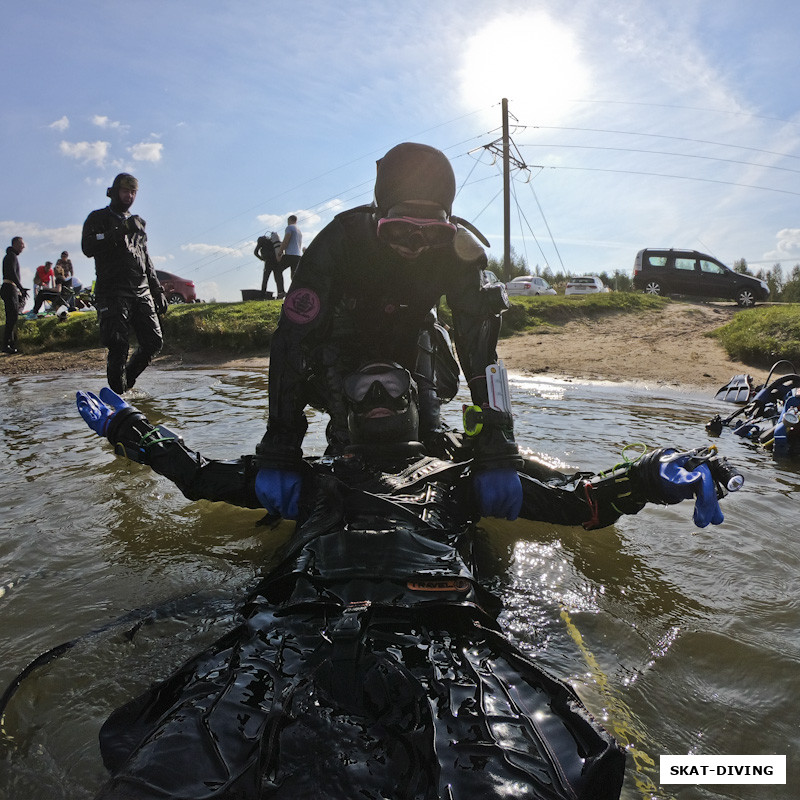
[457,12,591,127]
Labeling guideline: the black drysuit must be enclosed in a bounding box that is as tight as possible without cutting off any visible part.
[92,421,647,800]
[81,207,164,392]
[257,208,513,468]
[2,246,25,351]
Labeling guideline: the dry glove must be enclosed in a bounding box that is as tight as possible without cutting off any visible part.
[255,467,301,520]
[76,387,129,437]
[153,289,168,316]
[473,468,523,520]
[659,455,724,528]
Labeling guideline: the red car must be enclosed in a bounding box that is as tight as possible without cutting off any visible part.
[156,270,198,303]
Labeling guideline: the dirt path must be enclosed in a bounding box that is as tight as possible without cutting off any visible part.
[0,302,771,392]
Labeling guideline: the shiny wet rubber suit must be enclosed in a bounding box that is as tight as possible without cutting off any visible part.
[93,430,639,800]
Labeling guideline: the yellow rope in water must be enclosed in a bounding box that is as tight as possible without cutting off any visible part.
[560,607,660,798]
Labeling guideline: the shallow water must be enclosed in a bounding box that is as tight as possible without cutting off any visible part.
[0,366,797,799]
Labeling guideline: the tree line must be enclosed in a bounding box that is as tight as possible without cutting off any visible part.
[733,258,800,303]
[486,249,633,292]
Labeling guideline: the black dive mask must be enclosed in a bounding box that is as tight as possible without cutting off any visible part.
[344,364,420,445]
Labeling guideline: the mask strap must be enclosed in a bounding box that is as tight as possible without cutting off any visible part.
[450,216,490,248]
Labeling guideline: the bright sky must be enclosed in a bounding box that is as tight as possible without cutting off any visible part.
[3,0,800,301]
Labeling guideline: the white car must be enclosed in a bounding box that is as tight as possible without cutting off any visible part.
[505,275,557,296]
[565,276,610,296]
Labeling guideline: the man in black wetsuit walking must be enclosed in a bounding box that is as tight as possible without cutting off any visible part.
[81,173,168,393]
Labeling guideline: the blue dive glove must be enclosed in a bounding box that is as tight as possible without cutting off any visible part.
[76,387,129,437]
[659,454,724,528]
[255,467,302,520]
[473,468,523,521]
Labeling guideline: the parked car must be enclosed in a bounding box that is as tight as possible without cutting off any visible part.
[565,276,610,296]
[156,270,198,303]
[632,248,769,307]
[505,275,557,296]
[481,269,503,286]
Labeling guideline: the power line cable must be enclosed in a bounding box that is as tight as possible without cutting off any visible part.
[178,114,501,279]
[179,104,800,285]
[533,164,800,197]
[525,125,800,163]
[517,142,800,176]
[563,98,800,128]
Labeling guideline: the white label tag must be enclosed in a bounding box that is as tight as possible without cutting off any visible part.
[486,360,511,413]
[660,755,786,784]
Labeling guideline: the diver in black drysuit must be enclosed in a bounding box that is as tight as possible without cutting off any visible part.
[75,364,732,800]
[255,142,522,524]
[81,173,168,394]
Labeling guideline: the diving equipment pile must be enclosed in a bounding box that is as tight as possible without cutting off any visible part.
[707,361,800,458]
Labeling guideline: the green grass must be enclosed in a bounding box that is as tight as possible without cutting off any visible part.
[13,308,102,351]
[7,294,800,369]
[5,300,285,355]
[709,305,800,367]
[495,291,669,336]
[163,301,283,352]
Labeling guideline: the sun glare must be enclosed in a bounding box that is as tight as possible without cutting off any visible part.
[458,12,591,127]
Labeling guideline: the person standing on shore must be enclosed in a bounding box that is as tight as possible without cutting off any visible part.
[81,173,167,393]
[254,231,285,298]
[2,237,27,354]
[277,215,302,282]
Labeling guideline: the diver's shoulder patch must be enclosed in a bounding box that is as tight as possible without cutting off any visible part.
[283,288,321,324]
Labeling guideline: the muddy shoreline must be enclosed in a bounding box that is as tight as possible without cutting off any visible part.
[0,302,771,392]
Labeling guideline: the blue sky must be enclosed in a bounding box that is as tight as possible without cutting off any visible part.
[3,0,800,301]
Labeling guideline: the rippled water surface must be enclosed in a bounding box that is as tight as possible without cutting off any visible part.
[1,366,798,799]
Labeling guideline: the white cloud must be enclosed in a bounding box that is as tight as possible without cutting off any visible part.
[256,213,287,231]
[129,142,164,162]
[0,220,82,248]
[49,116,69,131]
[197,281,219,302]
[59,140,110,166]
[764,228,800,263]
[256,202,342,233]
[92,114,122,129]
[181,242,248,258]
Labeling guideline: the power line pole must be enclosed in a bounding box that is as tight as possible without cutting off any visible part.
[502,98,511,282]
[478,100,529,280]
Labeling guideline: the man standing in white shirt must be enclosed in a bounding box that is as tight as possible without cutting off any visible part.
[278,215,303,282]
